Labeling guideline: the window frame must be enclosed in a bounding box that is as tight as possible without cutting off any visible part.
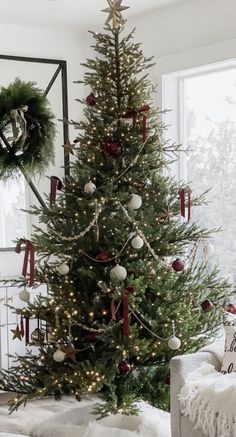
[0,54,69,252]
[162,58,236,182]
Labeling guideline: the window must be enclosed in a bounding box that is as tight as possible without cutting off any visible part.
[0,177,30,248]
[163,60,236,282]
[0,282,47,370]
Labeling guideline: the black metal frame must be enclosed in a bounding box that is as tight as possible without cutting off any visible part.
[0,54,69,252]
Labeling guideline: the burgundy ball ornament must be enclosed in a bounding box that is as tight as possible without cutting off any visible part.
[101,140,123,159]
[201,299,214,312]
[227,303,236,314]
[126,287,135,294]
[172,258,185,272]
[84,331,100,343]
[86,93,96,106]
[96,251,112,262]
[118,360,131,375]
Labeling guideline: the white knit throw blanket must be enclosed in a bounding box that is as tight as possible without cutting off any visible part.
[180,363,236,437]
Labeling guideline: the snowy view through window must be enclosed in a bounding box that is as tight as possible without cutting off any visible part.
[0,177,28,248]
[184,66,236,283]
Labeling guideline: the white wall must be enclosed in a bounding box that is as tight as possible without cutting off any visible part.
[126,0,236,177]
[0,23,86,276]
[126,0,236,103]
[1,0,236,276]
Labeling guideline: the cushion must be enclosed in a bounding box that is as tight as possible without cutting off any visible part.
[221,312,236,374]
[201,336,225,364]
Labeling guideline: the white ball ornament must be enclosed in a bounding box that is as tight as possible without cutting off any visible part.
[84,181,96,194]
[127,194,142,210]
[168,336,182,350]
[53,349,66,363]
[131,236,144,250]
[58,263,70,276]
[19,288,30,302]
[110,264,127,281]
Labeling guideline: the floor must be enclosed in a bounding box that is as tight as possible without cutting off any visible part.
[0,397,171,437]
[0,397,79,435]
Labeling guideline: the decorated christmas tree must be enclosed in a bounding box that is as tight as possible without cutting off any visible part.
[0,0,230,416]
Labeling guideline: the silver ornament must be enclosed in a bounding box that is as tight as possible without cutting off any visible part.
[53,349,66,362]
[110,264,127,281]
[127,194,142,210]
[31,328,45,345]
[58,263,70,275]
[84,181,96,194]
[168,336,181,350]
[131,235,144,250]
[19,288,30,302]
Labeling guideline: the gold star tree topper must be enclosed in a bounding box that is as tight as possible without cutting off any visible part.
[102,0,129,29]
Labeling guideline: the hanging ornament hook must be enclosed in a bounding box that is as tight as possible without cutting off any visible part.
[172,320,176,337]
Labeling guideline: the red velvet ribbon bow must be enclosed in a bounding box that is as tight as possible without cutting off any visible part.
[123,287,134,337]
[15,239,35,287]
[50,176,63,206]
[179,188,192,222]
[122,105,150,142]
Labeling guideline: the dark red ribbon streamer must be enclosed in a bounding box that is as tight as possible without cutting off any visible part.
[111,299,116,321]
[20,315,24,338]
[179,188,191,222]
[122,104,150,143]
[15,239,35,287]
[123,292,130,337]
[50,176,63,206]
[25,317,30,346]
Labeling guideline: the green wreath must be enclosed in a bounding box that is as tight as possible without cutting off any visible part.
[0,78,55,180]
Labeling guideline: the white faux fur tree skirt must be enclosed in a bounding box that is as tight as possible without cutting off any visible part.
[0,397,170,437]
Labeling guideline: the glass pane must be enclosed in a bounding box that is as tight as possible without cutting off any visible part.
[185,67,236,282]
[0,177,29,247]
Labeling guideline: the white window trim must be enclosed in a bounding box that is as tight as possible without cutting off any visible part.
[162,58,236,182]
[25,180,32,239]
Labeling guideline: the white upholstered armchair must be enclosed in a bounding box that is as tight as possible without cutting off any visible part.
[170,350,221,437]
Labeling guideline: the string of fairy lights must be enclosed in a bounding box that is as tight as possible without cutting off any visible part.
[11,182,201,361]
[4,1,219,409]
